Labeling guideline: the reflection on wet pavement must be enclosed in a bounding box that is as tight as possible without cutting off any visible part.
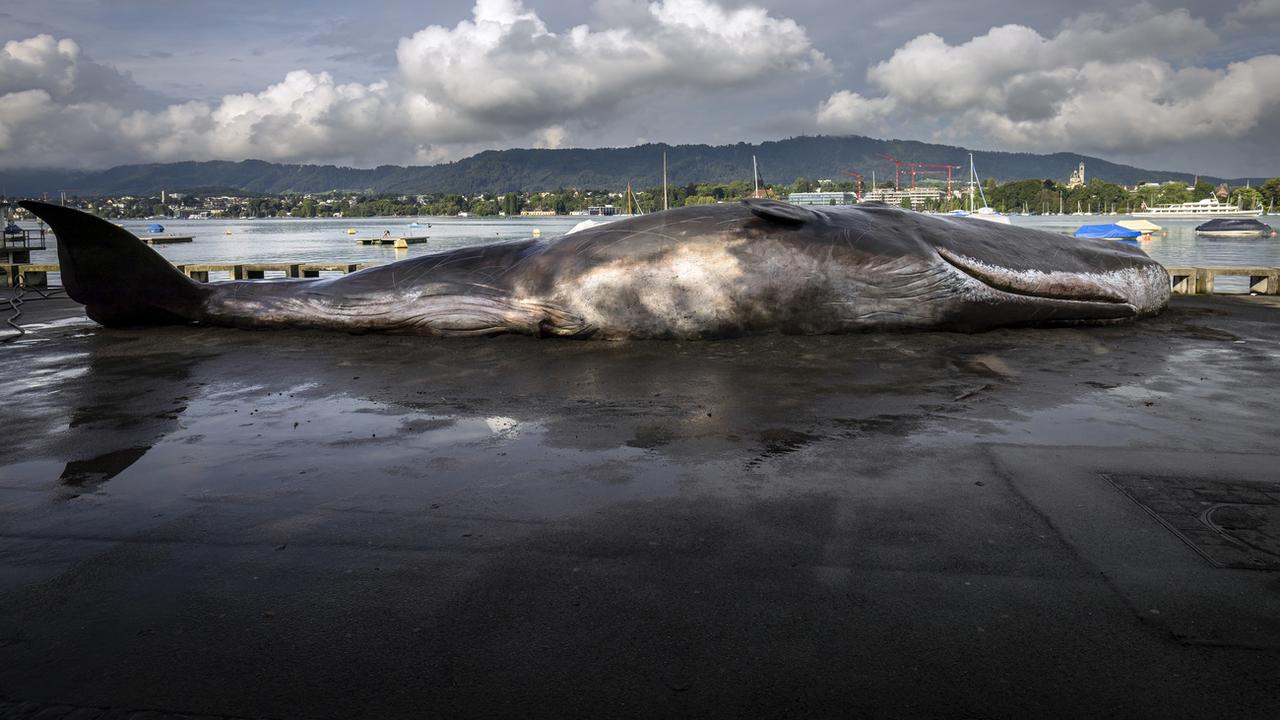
[60,447,150,491]
[2,295,1280,718]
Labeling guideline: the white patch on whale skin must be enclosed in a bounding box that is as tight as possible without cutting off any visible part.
[553,241,749,338]
[538,237,966,337]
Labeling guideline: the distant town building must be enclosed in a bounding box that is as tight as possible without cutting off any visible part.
[520,209,557,216]
[861,187,943,209]
[1215,183,1230,199]
[1067,162,1086,189]
[787,191,856,206]
[586,205,617,216]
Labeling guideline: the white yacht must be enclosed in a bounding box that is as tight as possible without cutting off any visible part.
[1132,198,1262,219]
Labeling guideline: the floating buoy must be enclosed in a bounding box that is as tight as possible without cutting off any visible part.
[393,238,408,249]
[532,228,541,237]
[346,228,357,235]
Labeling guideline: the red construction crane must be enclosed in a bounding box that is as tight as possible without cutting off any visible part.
[843,170,864,200]
[878,153,963,194]
[877,153,905,190]
[911,163,963,196]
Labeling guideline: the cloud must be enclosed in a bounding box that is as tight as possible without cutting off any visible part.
[0,35,83,99]
[1227,0,1280,23]
[815,91,896,134]
[815,6,1280,159]
[0,0,828,169]
[396,0,828,126]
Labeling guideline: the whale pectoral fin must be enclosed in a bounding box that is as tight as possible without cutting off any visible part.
[742,198,818,225]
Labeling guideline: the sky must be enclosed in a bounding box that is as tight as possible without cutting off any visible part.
[1,0,1278,177]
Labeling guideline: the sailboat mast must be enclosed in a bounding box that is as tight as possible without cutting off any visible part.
[662,152,669,212]
[968,153,975,213]
[752,155,759,196]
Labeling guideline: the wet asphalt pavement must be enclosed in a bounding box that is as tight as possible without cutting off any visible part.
[1,293,1279,719]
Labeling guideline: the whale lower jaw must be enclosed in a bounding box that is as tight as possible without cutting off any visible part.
[936,247,1167,320]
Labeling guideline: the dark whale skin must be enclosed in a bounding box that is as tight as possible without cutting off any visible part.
[20,199,1169,339]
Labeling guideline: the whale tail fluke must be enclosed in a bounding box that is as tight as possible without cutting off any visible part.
[19,201,209,327]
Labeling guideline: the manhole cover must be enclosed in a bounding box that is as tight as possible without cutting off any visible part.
[1106,474,1280,570]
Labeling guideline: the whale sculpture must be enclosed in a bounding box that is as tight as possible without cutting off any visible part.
[20,199,1169,339]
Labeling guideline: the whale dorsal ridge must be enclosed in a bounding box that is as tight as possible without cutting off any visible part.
[742,198,818,225]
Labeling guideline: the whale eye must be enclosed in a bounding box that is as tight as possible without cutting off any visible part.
[742,198,818,226]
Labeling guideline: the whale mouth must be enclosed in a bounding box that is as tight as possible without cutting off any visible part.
[936,247,1133,308]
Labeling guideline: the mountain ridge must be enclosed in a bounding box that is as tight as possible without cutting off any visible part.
[3,135,1268,197]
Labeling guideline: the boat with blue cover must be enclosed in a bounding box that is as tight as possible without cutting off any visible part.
[1074,224,1142,240]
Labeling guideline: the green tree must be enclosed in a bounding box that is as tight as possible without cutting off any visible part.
[1157,182,1191,206]
[791,176,812,194]
[1231,187,1263,211]
[1258,177,1280,209]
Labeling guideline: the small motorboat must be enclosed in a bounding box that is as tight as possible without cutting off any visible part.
[1194,218,1274,237]
[1117,219,1162,236]
[146,223,165,233]
[1074,224,1142,241]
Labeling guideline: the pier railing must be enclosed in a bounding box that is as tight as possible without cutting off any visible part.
[2,262,1279,296]
[0,262,374,288]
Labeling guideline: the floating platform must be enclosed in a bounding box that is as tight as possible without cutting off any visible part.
[142,235,194,245]
[355,236,429,246]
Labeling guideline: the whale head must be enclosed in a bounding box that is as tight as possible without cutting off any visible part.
[742,199,1171,332]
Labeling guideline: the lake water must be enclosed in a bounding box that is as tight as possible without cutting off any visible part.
[13,212,1279,289]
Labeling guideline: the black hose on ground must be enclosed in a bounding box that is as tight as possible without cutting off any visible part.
[1,281,66,342]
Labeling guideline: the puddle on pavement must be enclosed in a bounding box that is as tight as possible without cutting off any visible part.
[1,382,690,525]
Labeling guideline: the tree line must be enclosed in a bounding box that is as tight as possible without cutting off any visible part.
[9,176,1279,219]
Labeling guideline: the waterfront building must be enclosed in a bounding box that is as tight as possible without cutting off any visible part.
[787,191,856,206]
[586,205,617,216]
[861,187,944,209]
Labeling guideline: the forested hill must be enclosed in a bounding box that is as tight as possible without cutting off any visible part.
[4,135,1263,197]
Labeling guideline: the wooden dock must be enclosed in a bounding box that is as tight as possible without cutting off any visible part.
[142,235,194,245]
[355,236,429,246]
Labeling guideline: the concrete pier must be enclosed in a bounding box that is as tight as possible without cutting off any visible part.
[0,293,1278,719]
[173,262,371,282]
[0,263,57,288]
[1165,266,1280,295]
